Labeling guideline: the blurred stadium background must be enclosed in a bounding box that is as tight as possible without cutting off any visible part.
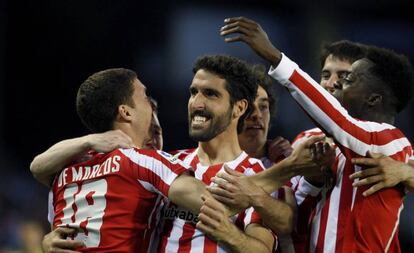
[0,0,413,251]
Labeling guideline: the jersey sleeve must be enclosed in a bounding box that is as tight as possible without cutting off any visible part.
[268,54,412,159]
[119,148,189,197]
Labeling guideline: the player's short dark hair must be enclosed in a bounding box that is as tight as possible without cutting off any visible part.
[193,55,258,133]
[320,40,367,67]
[251,64,278,118]
[76,68,137,133]
[365,46,414,113]
[149,97,159,113]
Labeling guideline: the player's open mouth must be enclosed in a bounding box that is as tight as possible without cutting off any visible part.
[245,124,263,131]
[192,116,211,128]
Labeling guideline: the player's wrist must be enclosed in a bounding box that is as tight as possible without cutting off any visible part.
[82,134,97,150]
[223,225,245,248]
[402,164,414,184]
[266,47,282,66]
[250,191,269,209]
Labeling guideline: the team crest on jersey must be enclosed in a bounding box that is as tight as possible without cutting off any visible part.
[157,150,179,164]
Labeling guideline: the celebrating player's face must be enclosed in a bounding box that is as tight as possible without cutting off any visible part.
[143,111,163,150]
[320,54,352,94]
[129,79,153,145]
[188,69,233,142]
[332,58,375,118]
[239,85,270,148]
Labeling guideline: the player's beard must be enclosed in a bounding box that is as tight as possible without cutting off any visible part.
[188,106,233,142]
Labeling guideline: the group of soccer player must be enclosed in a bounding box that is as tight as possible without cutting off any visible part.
[30,17,414,253]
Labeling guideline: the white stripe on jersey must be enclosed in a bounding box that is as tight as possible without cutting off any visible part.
[138,179,162,195]
[310,200,322,253]
[323,154,345,253]
[294,176,321,206]
[164,218,185,252]
[350,165,362,211]
[120,148,180,188]
[385,204,404,252]
[47,190,54,224]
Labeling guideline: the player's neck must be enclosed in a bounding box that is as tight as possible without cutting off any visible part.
[245,143,266,159]
[360,111,395,125]
[239,135,266,159]
[197,128,242,166]
[113,125,143,148]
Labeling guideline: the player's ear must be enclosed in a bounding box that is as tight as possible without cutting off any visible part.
[117,104,133,122]
[366,93,383,107]
[233,99,248,118]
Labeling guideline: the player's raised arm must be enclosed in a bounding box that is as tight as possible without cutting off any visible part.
[221,17,413,159]
[30,130,133,186]
[220,17,282,66]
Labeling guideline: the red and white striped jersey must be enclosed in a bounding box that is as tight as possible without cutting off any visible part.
[261,137,324,253]
[268,54,413,253]
[51,148,188,253]
[156,148,265,253]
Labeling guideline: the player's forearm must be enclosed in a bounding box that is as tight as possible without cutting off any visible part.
[251,157,302,193]
[168,175,207,214]
[221,227,272,253]
[30,135,92,186]
[251,193,293,235]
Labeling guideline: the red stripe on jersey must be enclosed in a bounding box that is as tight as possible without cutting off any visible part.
[178,222,197,253]
[131,164,171,197]
[289,71,406,146]
[250,209,263,225]
[190,155,199,171]
[201,164,223,185]
[314,190,331,252]
[203,236,217,253]
[71,185,81,223]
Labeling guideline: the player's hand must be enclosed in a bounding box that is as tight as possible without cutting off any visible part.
[86,130,134,152]
[42,227,84,253]
[196,194,240,242]
[220,17,281,65]
[267,136,293,162]
[208,166,267,211]
[310,141,335,168]
[288,135,331,177]
[304,141,335,186]
[350,152,411,196]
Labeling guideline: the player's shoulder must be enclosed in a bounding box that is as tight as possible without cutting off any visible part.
[301,127,323,136]
[243,153,266,174]
[292,127,323,147]
[168,148,196,160]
